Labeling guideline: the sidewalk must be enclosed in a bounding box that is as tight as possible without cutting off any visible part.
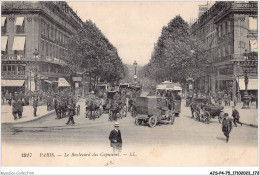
[222,102,258,127]
[1,104,55,124]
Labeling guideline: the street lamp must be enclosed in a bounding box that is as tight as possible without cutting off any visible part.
[33,49,39,91]
[133,60,138,82]
[232,53,257,109]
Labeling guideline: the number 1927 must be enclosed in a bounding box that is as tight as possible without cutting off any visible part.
[21,153,32,157]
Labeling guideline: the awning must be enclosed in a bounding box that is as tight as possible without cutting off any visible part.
[58,78,71,87]
[237,78,258,90]
[44,80,53,84]
[250,40,258,52]
[156,84,166,90]
[1,36,8,51]
[15,17,24,26]
[12,36,26,51]
[2,80,25,87]
[1,17,6,26]
[174,86,182,91]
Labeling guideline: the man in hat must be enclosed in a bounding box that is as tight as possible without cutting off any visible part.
[12,98,18,120]
[109,122,122,153]
[66,98,75,125]
[222,113,233,143]
[232,106,242,127]
[17,98,24,119]
[33,96,38,117]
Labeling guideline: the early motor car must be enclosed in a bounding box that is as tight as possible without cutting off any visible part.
[134,96,175,128]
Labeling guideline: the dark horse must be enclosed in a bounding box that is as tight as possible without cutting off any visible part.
[86,100,99,120]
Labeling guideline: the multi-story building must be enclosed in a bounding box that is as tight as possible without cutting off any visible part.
[1,1,83,94]
[191,1,258,99]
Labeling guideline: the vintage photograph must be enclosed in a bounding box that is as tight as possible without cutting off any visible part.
[1,0,258,169]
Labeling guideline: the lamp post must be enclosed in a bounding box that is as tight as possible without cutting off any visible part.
[133,60,138,82]
[232,52,257,109]
[33,49,39,91]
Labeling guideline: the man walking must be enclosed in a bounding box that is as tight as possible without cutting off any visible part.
[66,98,75,125]
[232,106,242,127]
[233,95,237,107]
[109,122,122,153]
[33,96,38,117]
[17,98,24,119]
[12,98,18,120]
[222,113,233,143]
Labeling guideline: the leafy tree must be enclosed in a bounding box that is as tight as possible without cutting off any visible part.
[146,15,208,84]
[64,20,126,87]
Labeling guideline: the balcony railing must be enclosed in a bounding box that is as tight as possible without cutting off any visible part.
[2,54,26,61]
[1,71,25,76]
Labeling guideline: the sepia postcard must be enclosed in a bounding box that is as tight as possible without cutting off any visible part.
[1,0,259,174]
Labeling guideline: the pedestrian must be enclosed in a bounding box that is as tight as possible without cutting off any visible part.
[47,95,52,111]
[66,99,75,125]
[228,94,231,106]
[110,100,119,121]
[8,93,12,106]
[2,91,5,104]
[223,94,228,106]
[24,93,29,106]
[17,98,24,119]
[33,96,38,117]
[222,113,233,143]
[232,106,242,127]
[233,95,237,107]
[54,95,60,119]
[109,122,122,154]
[61,97,67,118]
[12,98,18,120]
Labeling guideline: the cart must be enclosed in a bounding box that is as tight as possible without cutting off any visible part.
[134,96,175,128]
[191,97,224,123]
[201,105,224,123]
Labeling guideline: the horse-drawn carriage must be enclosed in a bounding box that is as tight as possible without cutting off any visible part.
[134,96,175,128]
[190,97,224,123]
[104,91,127,121]
[85,94,101,120]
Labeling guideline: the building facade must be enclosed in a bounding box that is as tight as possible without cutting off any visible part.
[1,1,83,94]
[191,1,258,99]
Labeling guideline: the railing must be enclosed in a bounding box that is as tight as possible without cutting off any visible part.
[2,71,25,76]
[2,54,26,60]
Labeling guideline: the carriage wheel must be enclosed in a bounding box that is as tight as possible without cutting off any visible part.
[193,111,200,121]
[135,119,142,126]
[148,116,157,128]
[218,111,225,123]
[204,111,211,123]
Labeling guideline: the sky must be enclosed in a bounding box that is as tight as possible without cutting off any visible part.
[68,1,212,66]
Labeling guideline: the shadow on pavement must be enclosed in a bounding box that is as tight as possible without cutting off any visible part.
[216,137,226,142]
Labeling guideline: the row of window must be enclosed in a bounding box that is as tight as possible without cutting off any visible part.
[41,63,65,74]
[1,16,25,35]
[41,40,67,59]
[195,22,217,37]
[206,33,217,48]
[41,19,69,45]
[2,65,25,74]
[2,64,65,75]
[1,16,70,45]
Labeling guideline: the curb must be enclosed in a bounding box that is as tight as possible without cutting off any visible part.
[2,110,55,125]
[242,122,258,128]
